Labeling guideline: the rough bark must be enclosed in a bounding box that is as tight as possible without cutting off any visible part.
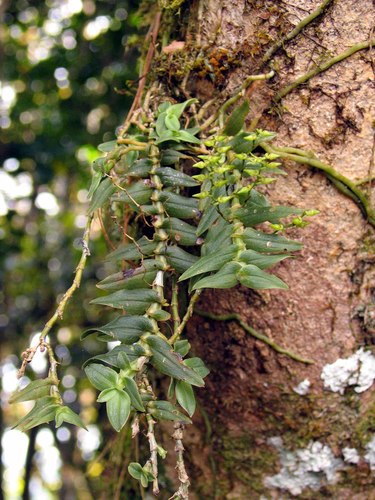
[160,0,375,498]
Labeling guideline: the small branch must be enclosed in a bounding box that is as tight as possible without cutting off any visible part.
[121,11,162,134]
[200,70,275,131]
[38,214,93,343]
[262,144,375,227]
[275,39,375,101]
[98,209,116,250]
[169,290,201,345]
[171,276,181,334]
[195,309,314,364]
[146,414,159,495]
[262,0,333,64]
[169,423,190,500]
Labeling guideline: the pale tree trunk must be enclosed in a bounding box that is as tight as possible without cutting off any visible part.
[160,0,375,498]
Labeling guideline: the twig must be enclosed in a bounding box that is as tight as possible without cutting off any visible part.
[195,309,314,364]
[171,276,181,334]
[275,39,375,101]
[146,415,159,495]
[169,423,190,500]
[39,214,94,342]
[98,209,116,250]
[200,70,275,131]
[262,144,375,227]
[169,290,201,344]
[262,0,333,64]
[121,11,162,134]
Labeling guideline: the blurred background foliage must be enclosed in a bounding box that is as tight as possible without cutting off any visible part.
[0,0,149,497]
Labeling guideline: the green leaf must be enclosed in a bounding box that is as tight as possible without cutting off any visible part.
[192,261,241,290]
[85,363,118,391]
[228,131,256,154]
[168,378,175,399]
[13,397,60,431]
[176,381,196,417]
[126,158,152,178]
[117,351,132,370]
[81,315,154,344]
[97,388,117,402]
[106,389,131,432]
[174,339,191,357]
[90,289,161,313]
[160,191,199,219]
[184,357,210,378]
[107,237,158,262]
[236,264,288,290]
[164,246,198,274]
[179,245,238,281]
[84,345,146,368]
[173,129,201,144]
[160,149,186,165]
[156,112,168,136]
[9,378,53,404]
[89,177,116,213]
[196,205,219,237]
[167,98,198,118]
[123,377,145,412]
[202,217,232,255]
[114,180,152,207]
[155,167,198,187]
[98,140,117,152]
[162,218,199,247]
[55,406,87,429]
[87,172,102,199]
[242,228,303,253]
[147,336,205,387]
[165,113,181,131]
[234,205,303,226]
[140,473,148,488]
[149,309,171,321]
[96,260,162,291]
[128,462,143,481]
[239,249,290,269]
[148,400,192,423]
[223,100,250,136]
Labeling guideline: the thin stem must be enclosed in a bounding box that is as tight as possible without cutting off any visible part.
[17,215,93,378]
[39,214,93,342]
[200,70,275,131]
[121,11,161,134]
[262,0,333,64]
[171,276,181,334]
[146,415,159,495]
[262,144,375,227]
[195,309,314,364]
[169,423,190,500]
[275,39,375,101]
[169,290,201,345]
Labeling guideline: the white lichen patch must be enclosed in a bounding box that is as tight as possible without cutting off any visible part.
[364,436,375,471]
[265,439,343,496]
[342,447,360,464]
[321,348,375,394]
[293,378,311,395]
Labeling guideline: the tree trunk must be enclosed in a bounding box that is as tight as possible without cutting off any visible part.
[160,0,375,498]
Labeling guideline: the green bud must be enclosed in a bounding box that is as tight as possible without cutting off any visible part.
[193,191,210,199]
[216,195,233,203]
[157,445,167,459]
[303,209,320,217]
[192,174,207,182]
[270,224,284,231]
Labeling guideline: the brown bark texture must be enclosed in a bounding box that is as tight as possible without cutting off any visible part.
[161,0,375,498]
